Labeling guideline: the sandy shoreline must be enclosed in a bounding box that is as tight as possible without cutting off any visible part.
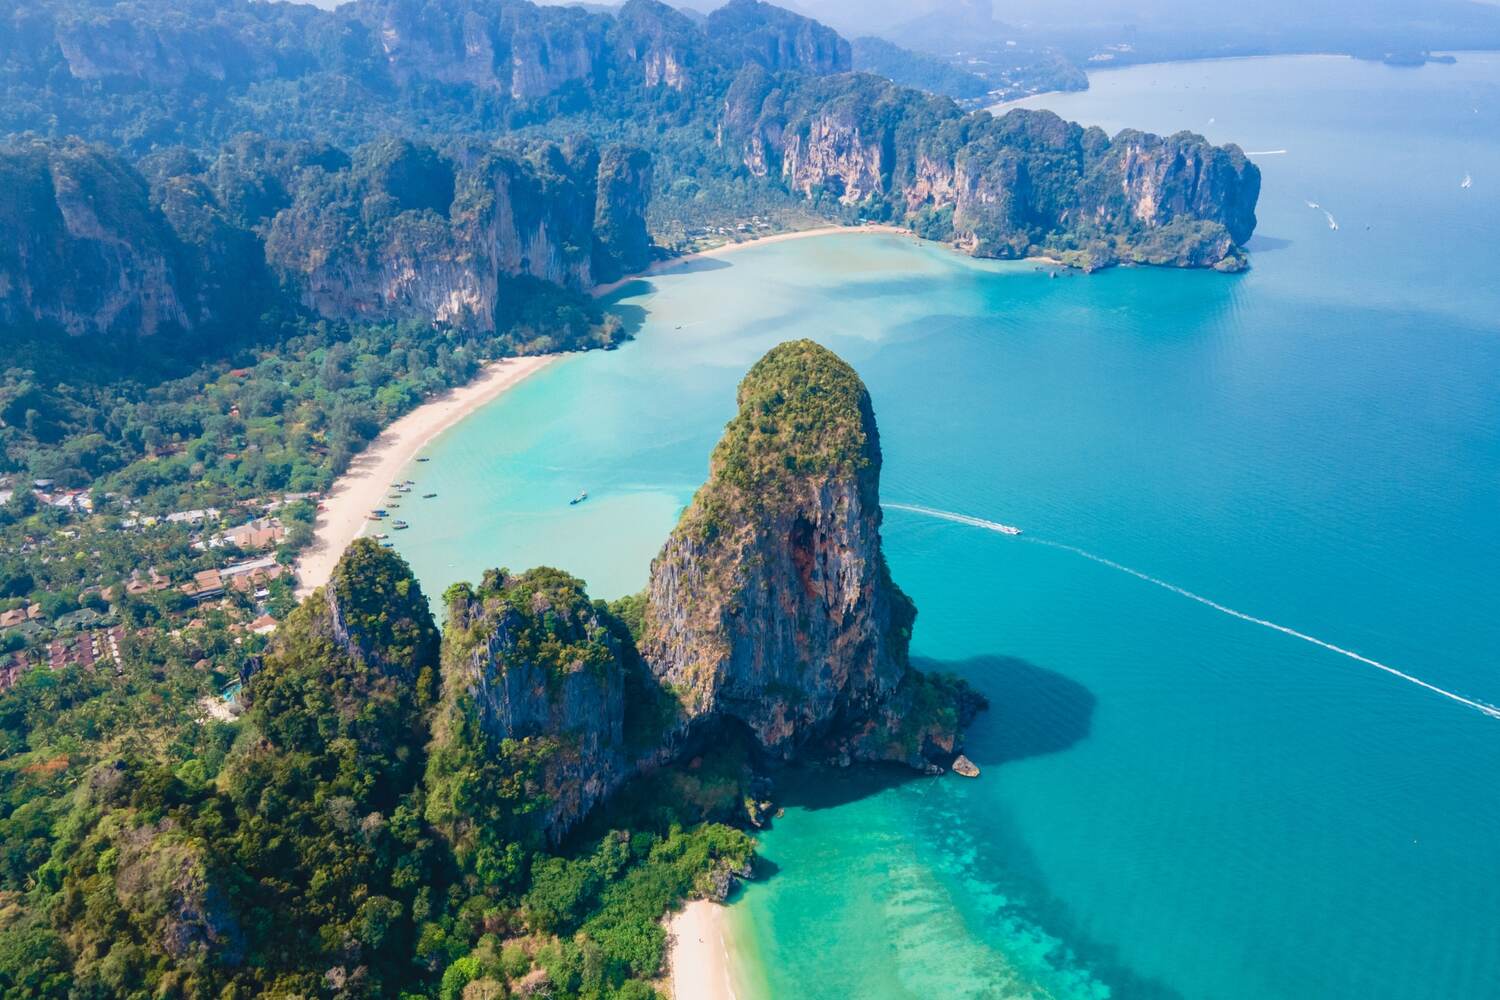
[298,223,1058,594]
[295,354,556,595]
[592,224,911,298]
[667,900,740,1000]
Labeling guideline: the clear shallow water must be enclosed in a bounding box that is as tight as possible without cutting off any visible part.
[394,55,1500,999]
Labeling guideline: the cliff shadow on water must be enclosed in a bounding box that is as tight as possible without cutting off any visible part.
[654,256,733,280]
[1244,234,1294,253]
[604,298,650,339]
[768,654,1096,815]
[917,655,1097,769]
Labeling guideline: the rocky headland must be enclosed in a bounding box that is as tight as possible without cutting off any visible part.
[642,339,984,768]
[423,339,984,849]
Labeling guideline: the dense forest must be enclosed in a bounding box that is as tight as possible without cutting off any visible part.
[0,540,757,998]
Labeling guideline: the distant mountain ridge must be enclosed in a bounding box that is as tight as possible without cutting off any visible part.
[0,134,652,344]
[2,0,1262,343]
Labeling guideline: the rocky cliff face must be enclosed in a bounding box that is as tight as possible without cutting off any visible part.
[264,139,603,328]
[781,116,887,204]
[348,0,611,99]
[246,135,653,331]
[591,145,655,283]
[424,343,979,846]
[6,1,1256,275]
[435,568,632,844]
[0,141,192,339]
[322,535,442,682]
[46,1,294,89]
[2,133,652,339]
[641,340,976,765]
[706,0,852,76]
[609,0,699,90]
[726,75,1260,269]
[1088,129,1260,247]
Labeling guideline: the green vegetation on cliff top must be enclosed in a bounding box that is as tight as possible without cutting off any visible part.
[712,338,877,491]
[443,567,620,682]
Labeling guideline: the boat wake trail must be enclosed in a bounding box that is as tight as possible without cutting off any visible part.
[884,503,1500,720]
[884,503,1022,535]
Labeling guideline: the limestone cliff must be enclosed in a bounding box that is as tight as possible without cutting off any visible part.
[609,0,700,91]
[263,138,647,330]
[246,538,441,739]
[641,340,979,766]
[5,1,1258,274]
[2,133,653,339]
[591,145,655,283]
[724,74,1261,270]
[425,343,979,849]
[706,0,852,77]
[322,535,442,682]
[0,140,192,339]
[430,568,634,846]
[351,0,608,99]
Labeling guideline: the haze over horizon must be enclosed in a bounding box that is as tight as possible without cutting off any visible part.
[290,0,1500,63]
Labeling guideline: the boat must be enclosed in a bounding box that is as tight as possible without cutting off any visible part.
[1462,173,1473,189]
[379,540,394,548]
[997,524,1023,537]
[374,533,388,540]
[569,491,588,506]
[393,521,409,530]
[417,457,430,462]
[371,509,387,517]
[423,493,437,499]
[387,503,401,508]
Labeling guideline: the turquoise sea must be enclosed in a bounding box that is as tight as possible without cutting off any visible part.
[392,55,1500,999]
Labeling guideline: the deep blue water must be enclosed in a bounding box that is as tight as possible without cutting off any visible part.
[393,55,1500,999]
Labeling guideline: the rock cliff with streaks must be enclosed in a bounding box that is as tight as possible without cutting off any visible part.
[723,72,1260,270]
[641,339,983,765]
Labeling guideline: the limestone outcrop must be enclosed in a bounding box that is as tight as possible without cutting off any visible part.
[641,339,981,766]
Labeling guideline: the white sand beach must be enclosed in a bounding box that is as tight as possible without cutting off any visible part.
[294,354,556,595]
[668,900,741,1000]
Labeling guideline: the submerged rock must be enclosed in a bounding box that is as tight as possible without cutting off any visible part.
[952,754,980,778]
